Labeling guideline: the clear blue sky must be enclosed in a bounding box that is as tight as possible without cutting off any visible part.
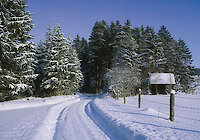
[27,0,200,68]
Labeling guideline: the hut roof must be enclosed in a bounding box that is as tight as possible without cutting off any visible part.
[150,73,175,85]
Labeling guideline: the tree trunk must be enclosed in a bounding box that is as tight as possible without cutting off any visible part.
[96,65,99,93]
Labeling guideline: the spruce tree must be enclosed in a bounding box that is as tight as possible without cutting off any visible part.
[89,20,107,93]
[0,0,36,100]
[73,34,83,56]
[119,20,140,68]
[175,39,194,92]
[110,20,123,55]
[73,36,92,92]
[157,26,177,73]
[153,38,166,72]
[41,25,82,95]
[106,20,141,97]
[139,26,157,73]
[35,40,48,95]
[158,26,194,92]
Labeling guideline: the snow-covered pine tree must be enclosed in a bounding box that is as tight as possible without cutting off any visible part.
[41,24,82,95]
[106,20,141,98]
[104,20,122,68]
[120,20,141,91]
[139,26,158,73]
[89,20,107,93]
[0,0,36,100]
[34,40,48,95]
[153,38,167,72]
[157,26,177,73]
[65,36,83,94]
[0,0,20,100]
[10,0,36,97]
[73,34,82,56]
[157,26,194,93]
[119,20,141,70]
[136,26,159,94]
[175,39,194,92]
[110,20,123,55]
[39,25,54,95]
[73,36,92,92]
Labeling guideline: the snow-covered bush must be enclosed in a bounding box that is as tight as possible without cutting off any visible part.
[191,75,200,94]
[105,64,141,98]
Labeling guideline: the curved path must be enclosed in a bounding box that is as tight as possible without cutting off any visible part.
[53,98,109,140]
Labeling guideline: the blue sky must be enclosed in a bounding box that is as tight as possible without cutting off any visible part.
[27,0,200,68]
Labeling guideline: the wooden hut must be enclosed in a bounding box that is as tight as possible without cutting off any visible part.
[150,73,175,95]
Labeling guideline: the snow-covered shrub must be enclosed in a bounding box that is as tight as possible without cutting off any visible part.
[191,75,200,94]
[105,64,141,98]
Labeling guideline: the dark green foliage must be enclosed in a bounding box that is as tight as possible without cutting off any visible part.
[175,39,194,92]
[73,36,93,93]
[0,0,36,101]
[75,20,194,94]
[88,21,108,93]
[35,25,83,97]
[34,40,48,96]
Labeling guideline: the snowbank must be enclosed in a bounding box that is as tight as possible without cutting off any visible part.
[0,95,75,110]
[93,94,200,139]
[86,98,147,140]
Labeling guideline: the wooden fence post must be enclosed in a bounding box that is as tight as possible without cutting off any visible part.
[170,90,175,122]
[124,96,126,104]
[138,89,141,108]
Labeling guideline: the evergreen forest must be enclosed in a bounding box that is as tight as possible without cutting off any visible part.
[0,0,194,101]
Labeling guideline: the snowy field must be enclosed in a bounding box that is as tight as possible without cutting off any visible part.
[0,93,200,140]
[93,93,200,140]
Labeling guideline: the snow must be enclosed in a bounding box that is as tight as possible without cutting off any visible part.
[53,99,109,140]
[93,94,200,139]
[0,93,200,140]
[0,95,76,111]
[0,95,80,140]
[193,76,200,94]
[150,73,175,84]
[196,86,200,94]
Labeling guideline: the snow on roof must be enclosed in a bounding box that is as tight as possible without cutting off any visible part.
[150,73,175,85]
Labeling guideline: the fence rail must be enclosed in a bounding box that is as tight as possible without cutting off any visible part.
[174,114,200,122]
[174,104,200,111]
[141,99,169,106]
[175,96,200,100]
[138,94,200,122]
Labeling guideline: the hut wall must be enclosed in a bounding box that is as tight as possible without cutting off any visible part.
[151,84,167,95]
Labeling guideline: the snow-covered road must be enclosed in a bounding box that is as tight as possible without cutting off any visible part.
[0,95,113,140]
[0,95,82,140]
[1,94,200,140]
[53,99,109,140]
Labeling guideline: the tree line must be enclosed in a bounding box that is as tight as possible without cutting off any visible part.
[0,0,194,101]
[74,20,194,96]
